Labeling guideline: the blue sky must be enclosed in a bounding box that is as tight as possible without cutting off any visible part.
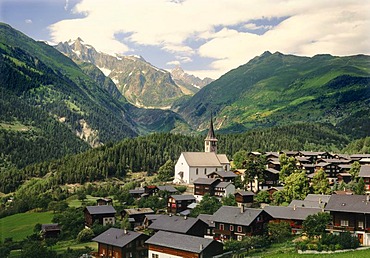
[0,0,369,79]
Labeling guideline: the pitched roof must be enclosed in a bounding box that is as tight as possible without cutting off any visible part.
[129,188,145,194]
[197,214,215,228]
[212,206,263,226]
[288,200,326,209]
[157,185,178,192]
[41,224,60,231]
[148,215,203,233]
[145,231,219,254]
[265,168,280,174]
[193,178,220,185]
[264,206,322,220]
[170,194,196,201]
[205,117,217,140]
[215,181,233,188]
[217,154,230,164]
[85,205,116,215]
[207,170,237,178]
[304,194,331,204]
[359,165,370,177]
[235,190,255,196]
[123,208,154,215]
[92,228,144,248]
[299,151,328,156]
[182,152,223,167]
[325,195,370,214]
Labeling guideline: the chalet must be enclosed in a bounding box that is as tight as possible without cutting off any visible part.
[121,208,155,228]
[359,165,370,193]
[129,188,145,198]
[350,154,370,161]
[173,119,230,184]
[325,194,370,245]
[264,205,322,234]
[266,186,284,198]
[214,181,235,198]
[193,178,219,200]
[197,214,216,238]
[157,185,178,194]
[93,228,149,258]
[359,158,370,165]
[84,205,116,227]
[265,152,280,160]
[266,158,281,171]
[282,151,299,157]
[97,197,113,206]
[146,231,223,258]
[234,190,254,208]
[144,185,158,195]
[288,194,331,209]
[262,168,280,188]
[207,170,238,182]
[167,194,195,214]
[148,215,208,237]
[41,224,61,238]
[299,151,331,163]
[143,214,162,228]
[212,206,269,241]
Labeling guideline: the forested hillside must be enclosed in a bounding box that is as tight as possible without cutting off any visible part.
[0,122,355,194]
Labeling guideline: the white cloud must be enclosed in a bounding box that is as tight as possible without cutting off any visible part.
[64,0,69,11]
[166,60,181,66]
[25,19,32,24]
[49,0,370,78]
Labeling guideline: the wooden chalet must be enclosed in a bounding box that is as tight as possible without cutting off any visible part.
[197,214,216,238]
[121,208,155,228]
[234,190,254,208]
[359,165,370,193]
[156,185,178,194]
[146,231,223,258]
[144,185,158,195]
[129,188,145,198]
[350,154,370,161]
[148,214,208,237]
[167,195,195,214]
[84,205,116,227]
[262,168,280,188]
[207,170,238,182]
[93,228,149,258]
[299,151,331,163]
[325,194,370,245]
[41,223,61,238]
[97,197,113,206]
[212,206,269,241]
[193,178,219,197]
[264,205,322,234]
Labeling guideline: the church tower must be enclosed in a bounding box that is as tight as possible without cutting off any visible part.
[204,116,218,153]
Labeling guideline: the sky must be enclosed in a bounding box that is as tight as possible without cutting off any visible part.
[0,0,369,79]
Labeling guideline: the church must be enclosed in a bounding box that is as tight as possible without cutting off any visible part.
[173,118,231,184]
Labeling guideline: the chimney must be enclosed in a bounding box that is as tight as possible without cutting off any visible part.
[240,205,245,213]
[200,244,203,251]
[319,198,322,204]
[184,215,187,220]
[293,205,296,211]
[123,229,127,234]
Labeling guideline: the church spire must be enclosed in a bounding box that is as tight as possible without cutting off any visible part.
[204,115,218,153]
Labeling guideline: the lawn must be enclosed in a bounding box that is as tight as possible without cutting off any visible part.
[0,211,54,241]
[67,195,102,208]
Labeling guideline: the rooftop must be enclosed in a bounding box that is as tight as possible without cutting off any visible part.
[212,206,263,226]
[92,228,145,248]
[85,205,116,215]
[148,215,203,233]
[264,206,322,220]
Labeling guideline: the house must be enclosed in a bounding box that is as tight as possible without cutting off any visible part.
[121,208,155,228]
[234,190,255,208]
[41,224,61,238]
[97,197,113,206]
[128,188,145,198]
[299,151,331,163]
[173,118,230,184]
[84,205,116,227]
[144,185,159,195]
[212,206,269,241]
[146,231,223,258]
[325,194,370,245]
[157,185,178,194]
[207,170,238,182]
[288,194,330,209]
[143,214,162,229]
[197,214,216,238]
[264,205,322,234]
[92,228,149,258]
[261,168,280,188]
[193,178,220,201]
[167,194,195,214]
[148,214,208,237]
[214,181,235,198]
[359,165,370,193]
[350,154,370,161]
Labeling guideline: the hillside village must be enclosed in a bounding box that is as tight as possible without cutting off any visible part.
[40,119,369,258]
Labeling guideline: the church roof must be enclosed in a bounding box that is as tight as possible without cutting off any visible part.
[182,152,224,167]
[205,117,217,140]
[216,154,230,164]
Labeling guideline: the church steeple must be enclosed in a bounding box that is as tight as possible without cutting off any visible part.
[204,116,218,153]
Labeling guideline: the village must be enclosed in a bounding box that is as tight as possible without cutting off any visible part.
[37,119,370,258]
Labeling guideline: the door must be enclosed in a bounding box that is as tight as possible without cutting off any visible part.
[358,233,363,244]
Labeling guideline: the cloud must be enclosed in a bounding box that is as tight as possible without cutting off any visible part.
[166,60,181,66]
[49,0,370,78]
[64,0,69,11]
[25,19,32,24]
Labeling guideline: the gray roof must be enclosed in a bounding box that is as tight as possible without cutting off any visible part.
[212,206,263,226]
[92,228,144,248]
[86,205,116,215]
[145,214,162,221]
[207,170,237,178]
[129,188,145,194]
[215,181,233,188]
[217,154,230,164]
[145,231,219,254]
[299,151,328,156]
[289,200,326,209]
[170,194,196,201]
[157,185,178,192]
[264,206,322,220]
[265,168,280,174]
[182,152,224,167]
[304,194,331,204]
[359,165,370,177]
[197,214,215,228]
[350,154,370,159]
[193,178,219,185]
[41,224,60,231]
[235,190,255,196]
[325,195,370,214]
[123,208,154,215]
[148,215,202,233]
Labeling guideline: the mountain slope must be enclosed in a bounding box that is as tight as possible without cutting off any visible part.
[178,51,370,135]
[55,38,185,108]
[170,66,213,94]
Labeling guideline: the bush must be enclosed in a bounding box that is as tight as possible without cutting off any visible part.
[76,228,94,243]
[268,221,291,243]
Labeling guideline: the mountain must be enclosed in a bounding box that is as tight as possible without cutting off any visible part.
[178,51,370,136]
[170,66,213,94]
[55,38,186,109]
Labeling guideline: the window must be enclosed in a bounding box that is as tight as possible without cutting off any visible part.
[340,220,349,227]
[196,168,198,175]
[219,224,224,230]
[237,235,243,241]
[152,254,159,258]
[230,225,234,231]
[358,221,364,229]
[205,168,207,174]
[237,226,242,232]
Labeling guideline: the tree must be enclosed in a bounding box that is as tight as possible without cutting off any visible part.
[349,161,361,181]
[232,150,247,169]
[157,159,174,181]
[221,194,237,206]
[255,190,270,204]
[279,154,298,183]
[268,221,292,243]
[244,154,267,191]
[311,168,331,195]
[284,171,309,202]
[272,190,286,205]
[302,212,331,238]
[21,240,56,258]
[190,194,222,217]
[354,177,365,195]
[76,228,94,243]
[121,214,132,230]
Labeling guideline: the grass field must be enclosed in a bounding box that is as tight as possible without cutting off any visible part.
[67,195,102,208]
[0,211,54,242]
